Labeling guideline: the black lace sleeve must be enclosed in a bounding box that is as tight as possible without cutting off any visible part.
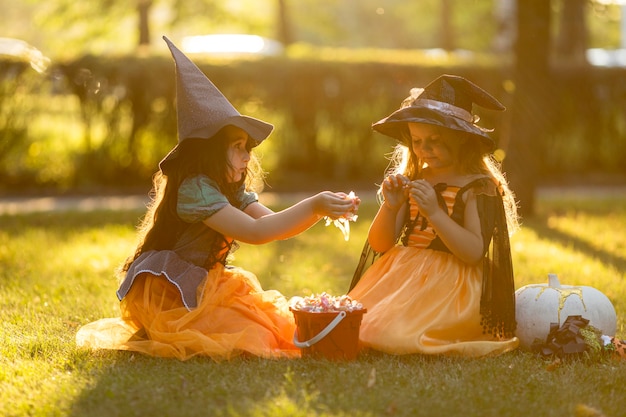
[414,177,517,337]
[473,179,517,338]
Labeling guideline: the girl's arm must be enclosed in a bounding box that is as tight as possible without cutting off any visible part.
[243,201,274,218]
[203,191,355,244]
[367,174,409,253]
[409,181,484,264]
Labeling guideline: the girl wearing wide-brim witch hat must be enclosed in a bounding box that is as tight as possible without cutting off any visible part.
[373,74,504,149]
[348,74,521,358]
[76,36,359,361]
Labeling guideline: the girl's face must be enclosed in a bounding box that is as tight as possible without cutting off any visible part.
[408,123,463,174]
[224,125,252,183]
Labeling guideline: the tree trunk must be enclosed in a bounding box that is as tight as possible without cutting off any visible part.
[504,0,552,218]
[276,0,294,46]
[555,0,587,65]
[440,0,454,51]
[137,0,152,48]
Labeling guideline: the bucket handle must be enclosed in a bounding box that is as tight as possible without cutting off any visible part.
[293,310,347,348]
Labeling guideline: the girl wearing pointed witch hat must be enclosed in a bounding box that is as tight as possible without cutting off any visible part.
[76,36,359,360]
[348,75,520,357]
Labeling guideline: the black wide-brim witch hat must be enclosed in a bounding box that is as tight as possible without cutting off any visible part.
[159,36,273,173]
[372,74,505,150]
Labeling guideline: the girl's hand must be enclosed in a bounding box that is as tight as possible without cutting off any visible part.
[313,191,359,219]
[407,180,440,217]
[335,191,360,220]
[382,174,409,210]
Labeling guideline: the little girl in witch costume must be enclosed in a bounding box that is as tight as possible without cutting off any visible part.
[76,37,358,361]
[348,75,520,357]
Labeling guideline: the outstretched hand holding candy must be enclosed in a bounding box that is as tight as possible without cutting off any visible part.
[325,191,360,241]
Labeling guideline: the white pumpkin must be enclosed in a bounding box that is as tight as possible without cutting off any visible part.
[515,274,617,350]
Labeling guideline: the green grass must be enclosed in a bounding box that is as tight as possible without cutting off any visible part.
[1,193,625,417]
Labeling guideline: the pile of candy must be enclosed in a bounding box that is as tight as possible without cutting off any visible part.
[290,292,364,313]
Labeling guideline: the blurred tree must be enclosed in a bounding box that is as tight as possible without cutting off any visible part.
[30,0,140,56]
[287,0,497,50]
[493,0,517,53]
[276,0,294,46]
[7,0,622,58]
[555,0,588,64]
[26,0,273,56]
[167,0,233,37]
[138,0,153,47]
[440,0,454,51]
[0,40,50,186]
[504,0,552,218]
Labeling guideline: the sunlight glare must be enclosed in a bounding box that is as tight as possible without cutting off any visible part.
[182,34,282,56]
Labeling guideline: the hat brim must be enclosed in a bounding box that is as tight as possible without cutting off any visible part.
[159,115,273,173]
[183,114,273,145]
[372,107,495,150]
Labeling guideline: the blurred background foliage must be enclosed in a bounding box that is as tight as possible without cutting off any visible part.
[1,0,625,204]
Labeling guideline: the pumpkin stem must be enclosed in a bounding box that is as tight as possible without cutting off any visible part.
[548,273,562,288]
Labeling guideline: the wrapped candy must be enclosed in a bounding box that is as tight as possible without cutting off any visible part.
[290,292,364,313]
[324,191,359,241]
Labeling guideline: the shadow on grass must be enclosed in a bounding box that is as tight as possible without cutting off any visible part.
[65,348,626,417]
[523,216,626,273]
[66,351,398,417]
[65,350,529,417]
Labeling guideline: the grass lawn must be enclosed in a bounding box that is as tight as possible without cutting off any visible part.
[1,191,625,417]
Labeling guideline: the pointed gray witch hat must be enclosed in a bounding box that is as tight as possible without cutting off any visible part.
[372,74,504,150]
[159,36,273,173]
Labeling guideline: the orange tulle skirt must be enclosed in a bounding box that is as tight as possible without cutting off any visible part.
[348,246,519,357]
[76,266,300,361]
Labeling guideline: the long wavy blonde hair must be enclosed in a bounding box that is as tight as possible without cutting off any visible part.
[383,127,520,235]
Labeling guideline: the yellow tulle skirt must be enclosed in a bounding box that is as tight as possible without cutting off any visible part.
[348,246,519,357]
[76,266,300,361]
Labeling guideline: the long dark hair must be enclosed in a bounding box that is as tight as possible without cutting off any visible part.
[121,127,264,274]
